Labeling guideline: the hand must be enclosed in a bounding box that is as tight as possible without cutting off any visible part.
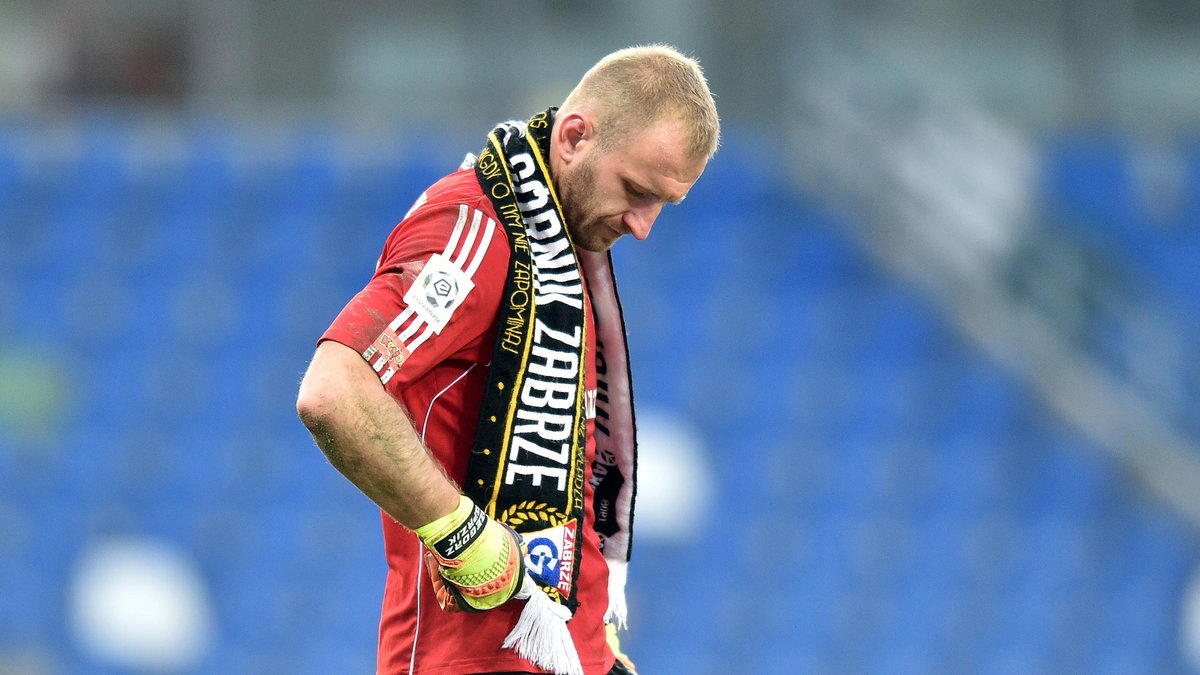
[415,495,525,612]
[606,623,637,673]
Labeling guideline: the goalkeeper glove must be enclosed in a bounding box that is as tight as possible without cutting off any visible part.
[415,494,525,612]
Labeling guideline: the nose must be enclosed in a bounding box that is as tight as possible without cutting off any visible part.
[623,203,662,240]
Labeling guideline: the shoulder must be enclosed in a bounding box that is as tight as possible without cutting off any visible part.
[424,167,492,209]
[405,168,496,231]
[372,168,511,340]
[380,168,509,277]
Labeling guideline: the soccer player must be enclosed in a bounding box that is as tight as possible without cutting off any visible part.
[296,44,719,675]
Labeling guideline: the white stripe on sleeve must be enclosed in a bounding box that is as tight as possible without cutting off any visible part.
[464,217,496,278]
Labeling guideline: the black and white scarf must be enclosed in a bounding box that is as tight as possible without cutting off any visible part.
[466,109,637,674]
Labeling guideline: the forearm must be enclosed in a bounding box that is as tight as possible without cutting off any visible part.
[297,342,459,529]
[298,343,524,614]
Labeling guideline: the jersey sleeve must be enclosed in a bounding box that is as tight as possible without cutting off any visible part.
[319,193,508,390]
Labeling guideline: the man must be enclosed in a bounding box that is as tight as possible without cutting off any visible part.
[296,44,719,675]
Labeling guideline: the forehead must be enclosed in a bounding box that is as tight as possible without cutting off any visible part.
[608,119,706,200]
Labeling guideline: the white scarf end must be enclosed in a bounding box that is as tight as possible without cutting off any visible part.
[503,574,583,675]
[603,558,629,630]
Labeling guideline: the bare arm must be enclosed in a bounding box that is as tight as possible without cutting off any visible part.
[296,340,459,528]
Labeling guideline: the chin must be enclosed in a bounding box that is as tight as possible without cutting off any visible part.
[567,222,609,252]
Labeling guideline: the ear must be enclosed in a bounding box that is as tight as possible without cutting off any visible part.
[555,112,593,164]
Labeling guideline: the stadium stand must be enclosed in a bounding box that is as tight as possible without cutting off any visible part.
[0,118,1197,673]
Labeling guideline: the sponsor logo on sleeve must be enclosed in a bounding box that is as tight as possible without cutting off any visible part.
[371,329,409,368]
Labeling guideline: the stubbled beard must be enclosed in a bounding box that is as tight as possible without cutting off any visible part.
[558,157,609,252]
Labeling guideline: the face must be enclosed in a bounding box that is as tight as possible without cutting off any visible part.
[555,117,707,252]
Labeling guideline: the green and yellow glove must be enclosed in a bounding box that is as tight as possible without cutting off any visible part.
[415,494,525,612]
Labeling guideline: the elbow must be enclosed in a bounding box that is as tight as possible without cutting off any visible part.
[295,390,323,432]
[296,372,339,433]
[297,341,384,444]
[297,379,347,471]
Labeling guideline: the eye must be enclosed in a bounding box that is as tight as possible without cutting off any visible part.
[624,181,648,200]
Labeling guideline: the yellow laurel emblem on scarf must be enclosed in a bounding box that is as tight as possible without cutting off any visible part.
[500,501,565,529]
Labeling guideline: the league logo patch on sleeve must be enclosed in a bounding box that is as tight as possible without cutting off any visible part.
[403,253,474,334]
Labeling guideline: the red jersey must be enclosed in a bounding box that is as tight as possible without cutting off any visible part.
[319,168,615,674]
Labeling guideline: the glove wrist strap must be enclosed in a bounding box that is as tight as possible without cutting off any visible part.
[415,495,488,561]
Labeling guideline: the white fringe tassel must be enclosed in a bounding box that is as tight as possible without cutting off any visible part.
[503,574,583,675]
[603,558,629,630]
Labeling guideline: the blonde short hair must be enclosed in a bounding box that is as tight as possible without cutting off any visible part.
[561,44,720,159]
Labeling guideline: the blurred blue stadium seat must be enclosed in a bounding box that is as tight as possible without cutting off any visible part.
[1,117,1198,673]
